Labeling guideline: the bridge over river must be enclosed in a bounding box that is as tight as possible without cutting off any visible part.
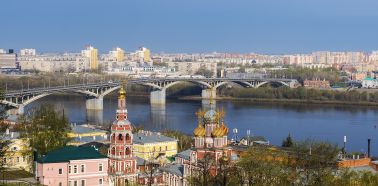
[1,77,298,114]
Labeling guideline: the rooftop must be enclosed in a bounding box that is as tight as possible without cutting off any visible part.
[134,131,177,145]
[37,146,107,163]
[159,164,184,177]
[175,149,192,160]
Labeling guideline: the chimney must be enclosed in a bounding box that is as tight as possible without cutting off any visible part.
[368,138,371,158]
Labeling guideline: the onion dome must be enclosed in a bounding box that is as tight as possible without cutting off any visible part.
[220,122,229,136]
[212,126,224,138]
[194,124,206,137]
[204,109,217,122]
[119,86,126,98]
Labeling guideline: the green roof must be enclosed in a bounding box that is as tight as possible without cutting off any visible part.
[364,77,375,81]
[37,146,107,163]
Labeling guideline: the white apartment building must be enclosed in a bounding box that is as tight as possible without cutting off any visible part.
[18,54,89,72]
[166,61,217,77]
[0,52,17,69]
[105,64,176,77]
[20,49,36,56]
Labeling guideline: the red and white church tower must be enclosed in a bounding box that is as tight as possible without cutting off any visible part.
[108,85,137,186]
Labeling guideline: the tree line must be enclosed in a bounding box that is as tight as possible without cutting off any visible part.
[219,86,378,103]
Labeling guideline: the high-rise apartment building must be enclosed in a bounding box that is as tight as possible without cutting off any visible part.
[81,45,98,70]
[133,47,152,65]
[109,47,125,62]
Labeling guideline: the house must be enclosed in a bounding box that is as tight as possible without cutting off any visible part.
[36,146,108,186]
[133,131,178,162]
[1,131,33,172]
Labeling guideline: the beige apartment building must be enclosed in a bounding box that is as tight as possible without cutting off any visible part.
[166,61,217,77]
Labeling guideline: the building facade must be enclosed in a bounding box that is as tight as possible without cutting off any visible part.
[36,146,109,186]
[81,46,98,70]
[133,131,178,161]
[1,131,32,172]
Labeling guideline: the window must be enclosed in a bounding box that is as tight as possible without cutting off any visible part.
[166,146,168,151]
[159,147,162,151]
[74,180,78,186]
[81,180,85,186]
[118,134,123,141]
[99,163,103,171]
[68,181,72,186]
[23,156,26,162]
[58,168,63,175]
[81,164,85,173]
[99,178,103,185]
[59,182,62,186]
[16,157,19,163]
[68,166,71,174]
[73,165,77,173]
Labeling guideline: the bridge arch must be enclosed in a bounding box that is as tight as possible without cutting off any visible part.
[163,80,211,90]
[255,81,290,88]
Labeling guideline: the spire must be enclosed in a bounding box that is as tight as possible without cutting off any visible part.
[195,109,204,127]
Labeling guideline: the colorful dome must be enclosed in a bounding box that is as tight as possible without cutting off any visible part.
[194,124,206,137]
[119,86,126,97]
[211,126,224,138]
[220,122,229,135]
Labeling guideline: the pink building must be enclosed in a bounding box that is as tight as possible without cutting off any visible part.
[36,146,109,186]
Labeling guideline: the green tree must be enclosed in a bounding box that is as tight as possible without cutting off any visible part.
[288,140,339,185]
[282,133,294,147]
[19,104,70,156]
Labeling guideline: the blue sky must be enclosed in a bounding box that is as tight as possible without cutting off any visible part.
[1,0,377,54]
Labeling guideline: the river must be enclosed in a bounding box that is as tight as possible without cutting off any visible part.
[25,94,378,156]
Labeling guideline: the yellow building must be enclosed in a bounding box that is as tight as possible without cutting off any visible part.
[142,47,151,62]
[109,47,125,62]
[81,45,98,70]
[1,132,33,172]
[133,131,177,161]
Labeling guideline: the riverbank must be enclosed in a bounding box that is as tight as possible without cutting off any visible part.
[179,95,378,107]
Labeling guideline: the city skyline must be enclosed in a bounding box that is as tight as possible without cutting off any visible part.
[1,0,378,54]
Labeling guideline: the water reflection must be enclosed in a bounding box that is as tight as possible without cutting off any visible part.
[86,110,103,125]
[150,104,167,131]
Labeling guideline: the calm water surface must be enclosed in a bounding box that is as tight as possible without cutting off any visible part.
[26,94,378,155]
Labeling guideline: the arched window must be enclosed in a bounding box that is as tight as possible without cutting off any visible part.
[125,133,131,141]
[111,134,115,141]
[126,147,131,155]
[111,147,115,154]
[118,134,123,141]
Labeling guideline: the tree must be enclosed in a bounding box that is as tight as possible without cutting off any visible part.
[237,147,292,186]
[288,140,339,185]
[189,153,216,186]
[195,68,214,78]
[282,133,294,147]
[19,104,70,156]
[0,88,10,171]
